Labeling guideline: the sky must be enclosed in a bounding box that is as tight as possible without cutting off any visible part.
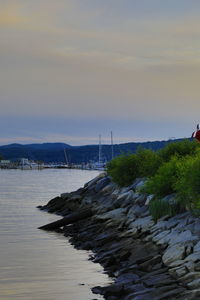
[1,0,200,145]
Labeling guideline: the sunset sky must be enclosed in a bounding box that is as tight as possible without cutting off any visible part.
[1,0,200,145]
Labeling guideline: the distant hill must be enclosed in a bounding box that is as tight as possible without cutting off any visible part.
[0,139,187,163]
[0,142,72,150]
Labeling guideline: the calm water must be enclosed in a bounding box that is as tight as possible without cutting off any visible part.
[0,169,110,300]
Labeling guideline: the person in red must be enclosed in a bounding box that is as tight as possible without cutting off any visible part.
[192,124,200,142]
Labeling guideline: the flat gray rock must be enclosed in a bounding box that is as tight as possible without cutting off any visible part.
[162,244,185,265]
[128,216,154,232]
[96,208,127,221]
[184,252,200,263]
[187,278,200,289]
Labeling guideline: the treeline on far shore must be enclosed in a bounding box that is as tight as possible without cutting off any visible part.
[107,139,200,220]
[0,139,185,164]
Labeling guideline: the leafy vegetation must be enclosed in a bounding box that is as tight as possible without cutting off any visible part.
[143,156,180,198]
[107,139,200,220]
[135,148,162,177]
[174,152,200,210]
[107,154,139,187]
[158,139,198,161]
[107,148,162,187]
[146,152,200,220]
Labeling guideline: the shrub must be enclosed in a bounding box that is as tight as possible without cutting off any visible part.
[158,139,199,162]
[108,138,200,217]
[107,148,162,187]
[144,152,200,218]
[107,154,139,187]
[175,153,200,210]
[143,156,181,198]
[136,148,162,177]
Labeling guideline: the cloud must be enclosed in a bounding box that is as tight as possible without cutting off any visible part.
[1,0,200,144]
[1,1,200,71]
[0,2,27,27]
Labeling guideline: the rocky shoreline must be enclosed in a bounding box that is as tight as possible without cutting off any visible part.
[38,173,200,300]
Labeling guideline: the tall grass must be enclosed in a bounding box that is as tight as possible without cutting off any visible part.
[149,198,180,221]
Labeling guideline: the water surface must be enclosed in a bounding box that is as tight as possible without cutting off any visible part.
[0,169,110,300]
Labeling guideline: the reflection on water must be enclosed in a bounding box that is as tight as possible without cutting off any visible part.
[0,169,110,300]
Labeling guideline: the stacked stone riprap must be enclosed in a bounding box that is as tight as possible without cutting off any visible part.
[39,173,200,300]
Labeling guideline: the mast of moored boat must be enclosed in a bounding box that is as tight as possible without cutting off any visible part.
[64,148,69,165]
[99,134,102,165]
[111,131,114,160]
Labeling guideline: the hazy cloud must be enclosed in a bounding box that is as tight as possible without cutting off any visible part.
[1,0,200,144]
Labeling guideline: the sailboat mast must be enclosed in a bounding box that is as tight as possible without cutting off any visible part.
[99,134,102,164]
[111,131,114,160]
[64,148,69,165]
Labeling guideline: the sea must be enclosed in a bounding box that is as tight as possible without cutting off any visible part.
[0,169,111,300]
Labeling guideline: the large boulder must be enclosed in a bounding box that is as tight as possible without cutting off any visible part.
[152,230,171,244]
[101,182,116,195]
[162,244,186,266]
[153,228,198,247]
[169,230,198,246]
[85,173,106,190]
[114,190,135,207]
[187,278,200,289]
[95,177,111,193]
[184,252,200,263]
[95,208,127,223]
[130,178,147,191]
[128,216,154,233]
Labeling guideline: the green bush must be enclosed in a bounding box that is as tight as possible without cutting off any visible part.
[107,139,200,218]
[143,156,181,198]
[158,139,199,162]
[107,154,139,187]
[107,148,162,187]
[136,148,162,177]
[174,153,200,210]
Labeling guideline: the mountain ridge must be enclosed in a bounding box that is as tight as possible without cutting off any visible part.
[0,138,187,163]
